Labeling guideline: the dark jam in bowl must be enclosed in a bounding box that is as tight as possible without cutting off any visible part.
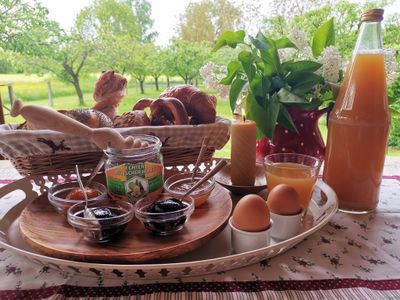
[135,196,194,236]
[144,198,188,234]
[72,206,130,243]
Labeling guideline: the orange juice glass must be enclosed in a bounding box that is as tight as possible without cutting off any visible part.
[264,153,322,210]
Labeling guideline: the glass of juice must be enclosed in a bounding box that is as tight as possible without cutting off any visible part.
[264,153,322,210]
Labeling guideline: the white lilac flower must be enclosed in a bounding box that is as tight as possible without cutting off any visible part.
[288,29,309,51]
[199,62,230,100]
[278,48,296,63]
[318,46,342,83]
[383,48,398,85]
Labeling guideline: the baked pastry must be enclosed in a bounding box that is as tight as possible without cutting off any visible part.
[149,98,189,125]
[113,110,151,127]
[132,98,154,111]
[64,109,113,128]
[159,85,216,124]
[92,71,128,119]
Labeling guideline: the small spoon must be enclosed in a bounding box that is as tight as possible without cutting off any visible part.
[180,159,228,201]
[191,136,210,182]
[75,165,96,219]
[85,155,106,187]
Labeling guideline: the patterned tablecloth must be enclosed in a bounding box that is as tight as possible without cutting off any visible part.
[0,158,399,299]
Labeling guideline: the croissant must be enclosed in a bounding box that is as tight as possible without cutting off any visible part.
[159,85,216,124]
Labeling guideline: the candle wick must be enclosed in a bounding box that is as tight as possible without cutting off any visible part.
[243,115,246,122]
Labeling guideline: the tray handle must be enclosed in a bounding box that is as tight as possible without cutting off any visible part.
[312,180,338,223]
[0,177,39,229]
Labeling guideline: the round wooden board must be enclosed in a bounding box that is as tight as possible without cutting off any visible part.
[19,182,232,263]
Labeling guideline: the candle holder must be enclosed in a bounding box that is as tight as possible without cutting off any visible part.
[214,162,267,195]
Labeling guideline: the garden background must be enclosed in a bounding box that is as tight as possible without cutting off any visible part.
[0,0,399,158]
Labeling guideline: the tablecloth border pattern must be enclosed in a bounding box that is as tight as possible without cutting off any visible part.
[1,279,400,299]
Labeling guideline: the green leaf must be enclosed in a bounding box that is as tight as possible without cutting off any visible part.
[220,61,242,85]
[275,37,297,49]
[286,71,324,96]
[389,107,400,116]
[212,30,246,52]
[238,50,256,81]
[250,31,275,53]
[277,88,308,104]
[229,76,247,112]
[261,47,282,76]
[249,73,264,100]
[282,60,322,73]
[312,18,335,57]
[247,92,280,139]
[277,105,298,133]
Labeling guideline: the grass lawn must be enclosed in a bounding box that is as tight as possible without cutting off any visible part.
[1,73,399,158]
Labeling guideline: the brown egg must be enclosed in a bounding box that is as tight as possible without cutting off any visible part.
[267,184,302,215]
[232,194,271,232]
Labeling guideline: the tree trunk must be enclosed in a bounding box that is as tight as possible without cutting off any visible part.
[154,76,159,91]
[71,74,84,105]
[139,80,145,94]
[167,76,170,87]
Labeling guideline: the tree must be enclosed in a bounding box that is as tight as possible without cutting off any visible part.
[0,0,60,55]
[264,0,390,58]
[126,43,153,94]
[147,46,169,90]
[127,0,158,43]
[177,0,243,42]
[167,40,211,84]
[18,30,95,105]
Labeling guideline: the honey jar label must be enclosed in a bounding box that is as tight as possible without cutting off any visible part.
[105,162,163,203]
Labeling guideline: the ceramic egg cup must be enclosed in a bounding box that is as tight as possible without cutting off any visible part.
[229,217,273,253]
[269,210,304,240]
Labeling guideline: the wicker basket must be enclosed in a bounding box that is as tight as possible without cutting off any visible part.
[0,117,230,176]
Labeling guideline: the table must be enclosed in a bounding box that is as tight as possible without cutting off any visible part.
[0,158,399,299]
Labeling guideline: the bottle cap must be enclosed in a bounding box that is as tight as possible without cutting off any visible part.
[361,8,384,22]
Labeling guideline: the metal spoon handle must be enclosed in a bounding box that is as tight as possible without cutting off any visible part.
[86,155,106,187]
[181,159,228,200]
[191,136,209,182]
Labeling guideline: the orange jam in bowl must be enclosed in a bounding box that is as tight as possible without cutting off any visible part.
[164,172,215,208]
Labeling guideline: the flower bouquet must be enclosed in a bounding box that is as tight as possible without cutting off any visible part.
[206,19,342,162]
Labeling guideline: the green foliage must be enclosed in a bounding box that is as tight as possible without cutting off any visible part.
[312,18,335,57]
[177,0,243,43]
[214,19,336,139]
[168,39,211,83]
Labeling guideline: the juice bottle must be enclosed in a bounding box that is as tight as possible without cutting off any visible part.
[323,9,390,213]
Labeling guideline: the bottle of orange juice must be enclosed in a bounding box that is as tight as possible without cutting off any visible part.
[323,9,390,213]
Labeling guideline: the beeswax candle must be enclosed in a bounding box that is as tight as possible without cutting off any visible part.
[230,118,256,186]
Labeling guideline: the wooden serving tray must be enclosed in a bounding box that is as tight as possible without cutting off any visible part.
[19,180,232,263]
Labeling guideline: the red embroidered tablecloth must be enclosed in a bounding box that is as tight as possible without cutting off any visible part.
[0,158,399,300]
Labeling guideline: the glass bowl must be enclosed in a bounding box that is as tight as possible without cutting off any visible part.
[48,180,108,215]
[163,172,215,207]
[67,199,134,243]
[134,193,195,235]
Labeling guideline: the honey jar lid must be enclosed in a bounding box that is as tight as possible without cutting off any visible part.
[361,8,384,22]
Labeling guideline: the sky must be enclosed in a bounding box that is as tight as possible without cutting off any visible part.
[39,0,400,46]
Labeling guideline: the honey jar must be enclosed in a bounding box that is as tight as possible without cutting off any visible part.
[104,135,164,203]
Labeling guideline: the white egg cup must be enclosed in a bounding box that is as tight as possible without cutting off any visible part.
[269,210,303,240]
[229,217,273,253]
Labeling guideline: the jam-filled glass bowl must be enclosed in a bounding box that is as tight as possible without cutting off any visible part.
[134,193,195,235]
[163,172,215,208]
[48,181,108,215]
[67,199,134,243]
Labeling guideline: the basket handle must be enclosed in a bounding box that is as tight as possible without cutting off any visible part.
[11,99,133,150]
